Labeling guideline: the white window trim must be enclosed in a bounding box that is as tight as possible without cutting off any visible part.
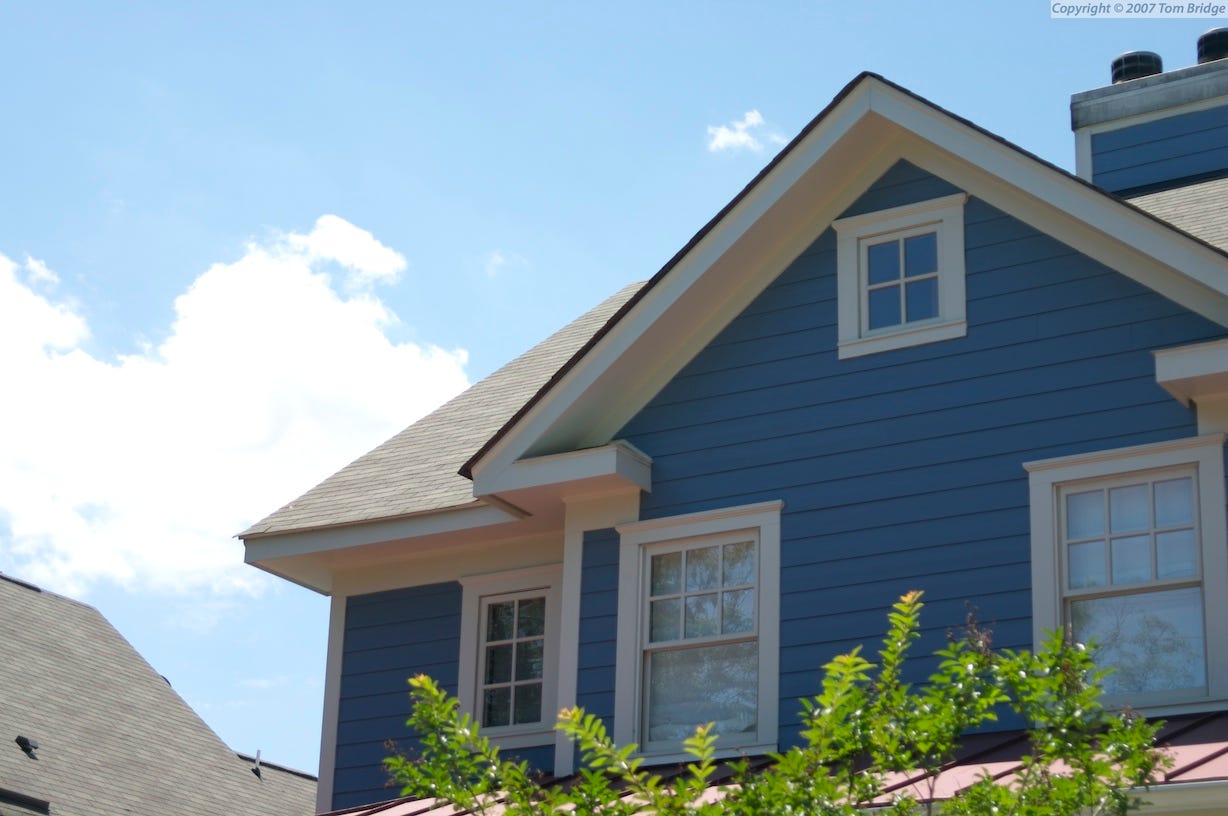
[833,192,968,360]
[458,564,563,749]
[1025,434,1228,710]
[613,500,782,762]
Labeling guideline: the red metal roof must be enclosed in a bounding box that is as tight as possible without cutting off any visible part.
[322,711,1228,816]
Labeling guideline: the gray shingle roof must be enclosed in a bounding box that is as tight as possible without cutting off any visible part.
[0,573,317,816]
[242,282,644,538]
[1128,177,1228,253]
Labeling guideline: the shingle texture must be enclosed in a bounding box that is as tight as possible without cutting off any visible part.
[242,282,644,537]
[1128,176,1228,252]
[0,573,317,816]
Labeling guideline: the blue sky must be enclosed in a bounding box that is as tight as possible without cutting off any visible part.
[0,2,1218,777]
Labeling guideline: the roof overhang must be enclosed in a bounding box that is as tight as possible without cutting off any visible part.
[465,73,1228,490]
[1156,338,1228,435]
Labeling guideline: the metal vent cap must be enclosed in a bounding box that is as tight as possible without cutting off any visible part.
[1111,50,1163,83]
[1198,28,1228,64]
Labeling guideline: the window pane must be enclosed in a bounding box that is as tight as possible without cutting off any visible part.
[516,597,545,637]
[651,551,682,596]
[904,232,937,277]
[515,640,544,681]
[1070,587,1205,695]
[1111,535,1151,585]
[486,601,515,641]
[483,687,511,727]
[905,277,938,322]
[513,682,542,725]
[646,641,757,743]
[1155,478,1194,527]
[868,285,901,329]
[686,546,720,591]
[685,593,719,638]
[722,541,755,587]
[867,241,899,285]
[1157,529,1198,579]
[650,598,682,643]
[722,589,754,634]
[1109,484,1149,533]
[1068,539,1106,589]
[485,644,512,684]
[1066,490,1104,539]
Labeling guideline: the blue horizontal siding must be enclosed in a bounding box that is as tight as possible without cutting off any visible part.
[332,582,463,810]
[577,528,619,726]
[1091,103,1228,192]
[612,160,1223,748]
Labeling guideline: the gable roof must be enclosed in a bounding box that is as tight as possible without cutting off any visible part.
[1129,176,1228,253]
[461,72,1228,488]
[0,573,316,816]
[242,282,643,539]
[243,71,1228,552]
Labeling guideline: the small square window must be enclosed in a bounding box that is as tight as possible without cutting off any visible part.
[833,193,968,359]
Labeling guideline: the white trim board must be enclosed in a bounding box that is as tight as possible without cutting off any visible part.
[466,74,1228,498]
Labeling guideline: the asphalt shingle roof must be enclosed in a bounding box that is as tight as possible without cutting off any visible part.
[242,282,644,538]
[0,573,317,816]
[1127,176,1228,253]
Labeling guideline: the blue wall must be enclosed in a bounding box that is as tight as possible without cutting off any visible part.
[333,582,462,809]
[333,581,557,810]
[577,528,620,729]
[612,160,1224,750]
[1092,103,1228,193]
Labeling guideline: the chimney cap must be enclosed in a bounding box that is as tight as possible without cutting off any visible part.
[1199,28,1228,64]
[1111,50,1164,83]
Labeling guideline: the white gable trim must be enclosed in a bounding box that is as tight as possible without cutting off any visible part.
[467,75,1228,495]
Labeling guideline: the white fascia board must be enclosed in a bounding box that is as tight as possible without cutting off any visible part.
[243,501,519,565]
[470,76,1228,496]
[1155,338,1228,404]
[1140,779,1228,813]
[473,440,652,498]
[871,86,1228,323]
[468,83,890,483]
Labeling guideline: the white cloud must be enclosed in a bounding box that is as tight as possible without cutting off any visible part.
[706,109,781,153]
[484,249,527,279]
[0,217,469,598]
[283,214,407,288]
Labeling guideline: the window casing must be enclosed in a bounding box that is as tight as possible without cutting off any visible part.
[615,501,781,760]
[832,193,968,359]
[1026,434,1228,709]
[458,565,562,747]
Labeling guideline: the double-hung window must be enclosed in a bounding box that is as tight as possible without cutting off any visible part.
[1027,434,1228,708]
[615,501,781,759]
[833,193,968,359]
[458,565,562,747]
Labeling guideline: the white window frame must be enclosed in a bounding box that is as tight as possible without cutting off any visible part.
[614,501,782,761]
[1025,434,1228,710]
[458,564,563,748]
[832,192,968,359]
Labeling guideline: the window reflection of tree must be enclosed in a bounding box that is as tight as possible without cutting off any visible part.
[1072,594,1201,695]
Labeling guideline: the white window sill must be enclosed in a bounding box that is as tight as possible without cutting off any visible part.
[837,318,967,359]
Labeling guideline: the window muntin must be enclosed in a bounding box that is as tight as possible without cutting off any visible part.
[1059,470,1206,696]
[642,535,759,744]
[1025,434,1228,711]
[614,501,781,760]
[865,227,940,331]
[457,564,562,747]
[479,592,547,727]
[833,192,967,359]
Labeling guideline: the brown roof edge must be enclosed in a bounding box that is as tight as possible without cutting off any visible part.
[458,70,1228,481]
[239,499,488,541]
[457,71,881,480]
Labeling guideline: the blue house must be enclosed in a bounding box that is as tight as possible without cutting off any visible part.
[244,37,1228,815]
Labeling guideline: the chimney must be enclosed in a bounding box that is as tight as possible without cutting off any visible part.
[1072,29,1228,192]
